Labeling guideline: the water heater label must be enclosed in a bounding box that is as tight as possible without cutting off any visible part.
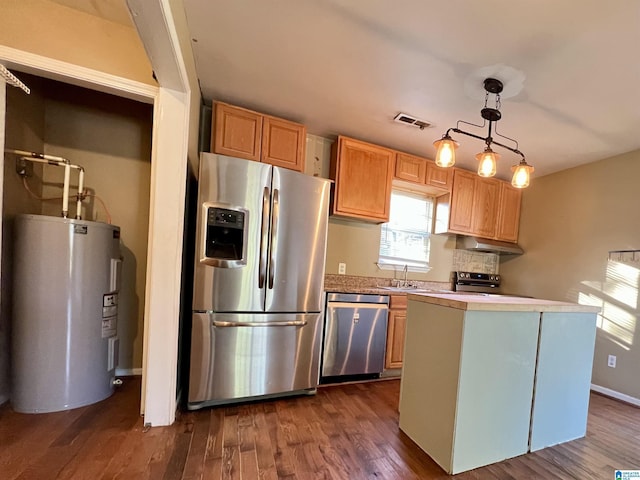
[102,316,117,338]
[74,225,88,235]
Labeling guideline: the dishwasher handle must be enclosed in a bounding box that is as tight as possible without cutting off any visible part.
[327,302,389,310]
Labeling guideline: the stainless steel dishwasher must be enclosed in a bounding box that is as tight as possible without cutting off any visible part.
[321,293,389,381]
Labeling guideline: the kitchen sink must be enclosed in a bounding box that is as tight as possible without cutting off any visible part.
[379,286,450,294]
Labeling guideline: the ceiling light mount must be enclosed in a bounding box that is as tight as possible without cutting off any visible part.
[483,77,503,95]
[433,77,534,188]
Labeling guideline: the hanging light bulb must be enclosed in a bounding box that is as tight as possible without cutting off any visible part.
[511,160,534,188]
[433,134,458,168]
[476,147,499,177]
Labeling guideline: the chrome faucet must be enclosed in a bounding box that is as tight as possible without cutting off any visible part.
[402,264,408,288]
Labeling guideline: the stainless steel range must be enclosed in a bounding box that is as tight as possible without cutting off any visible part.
[451,271,502,294]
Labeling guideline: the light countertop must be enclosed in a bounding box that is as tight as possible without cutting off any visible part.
[323,274,451,296]
[406,292,601,313]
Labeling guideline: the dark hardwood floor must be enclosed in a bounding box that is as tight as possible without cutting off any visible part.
[1,376,639,479]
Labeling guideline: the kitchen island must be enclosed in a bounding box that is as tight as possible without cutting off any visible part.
[399,293,600,475]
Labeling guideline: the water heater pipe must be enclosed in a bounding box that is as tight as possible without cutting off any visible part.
[62,163,71,218]
[4,149,86,219]
[77,168,85,220]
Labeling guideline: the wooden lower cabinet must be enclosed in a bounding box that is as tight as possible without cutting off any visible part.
[385,294,407,369]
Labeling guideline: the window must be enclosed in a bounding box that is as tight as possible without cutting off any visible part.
[378,189,434,271]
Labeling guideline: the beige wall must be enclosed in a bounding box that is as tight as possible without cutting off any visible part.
[39,80,153,370]
[501,149,640,400]
[0,0,155,86]
[1,80,47,403]
[326,218,456,282]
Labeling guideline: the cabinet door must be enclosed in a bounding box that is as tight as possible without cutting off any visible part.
[496,183,522,242]
[331,136,394,222]
[213,103,262,161]
[385,307,407,369]
[395,152,426,184]
[471,177,501,239]
[425,161,453,191]
[262,116,306,172]
[448,169,476,234]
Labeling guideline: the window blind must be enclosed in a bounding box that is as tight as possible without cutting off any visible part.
[379,189,433,269]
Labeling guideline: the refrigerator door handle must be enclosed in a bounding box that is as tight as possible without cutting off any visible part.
[268,188,280,289]
[258,186,271,289]
[212,320,308,327]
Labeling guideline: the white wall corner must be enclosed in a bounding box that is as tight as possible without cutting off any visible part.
[127,0,199,427]
[141,87,189,426]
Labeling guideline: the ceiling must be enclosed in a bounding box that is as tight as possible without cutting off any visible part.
[53,0,640,181]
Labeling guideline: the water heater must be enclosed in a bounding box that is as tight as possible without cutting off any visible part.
[12,214,122,413]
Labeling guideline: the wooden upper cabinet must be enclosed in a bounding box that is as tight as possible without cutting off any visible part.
[262,115,306,171]
[425,162,453,190]
[212,102,305,172]
[330,136,394,223]
[435,168,522,242]
[448,169,476,234]
[394,152,453,194]
[395,153,426,184]
[496,183,522,242]
[213,102,262,161]
[471,177,501,239]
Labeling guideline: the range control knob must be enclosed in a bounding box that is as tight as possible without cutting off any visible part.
[496,275,500,282]
[490,275,495,281]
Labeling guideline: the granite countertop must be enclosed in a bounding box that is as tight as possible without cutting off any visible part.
[323,274,452,296]
[406,292,602,313]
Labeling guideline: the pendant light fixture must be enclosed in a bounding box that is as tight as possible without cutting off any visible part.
[433,77,534,188]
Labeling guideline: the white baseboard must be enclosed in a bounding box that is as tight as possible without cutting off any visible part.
[591,383,640,407]
[115,368,143,377]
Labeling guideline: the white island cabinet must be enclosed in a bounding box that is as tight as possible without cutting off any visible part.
[398,293,600,475]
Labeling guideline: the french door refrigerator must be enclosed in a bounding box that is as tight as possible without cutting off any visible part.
[188,153,331,409]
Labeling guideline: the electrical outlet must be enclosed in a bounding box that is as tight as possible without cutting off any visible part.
[16,157,33,177]
[338,263,346,275]
[608,354,616,368]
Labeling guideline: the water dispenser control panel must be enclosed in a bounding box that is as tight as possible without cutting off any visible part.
[208,208,244,229]
[200,204,248,267]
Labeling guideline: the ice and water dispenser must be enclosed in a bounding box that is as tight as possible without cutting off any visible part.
[200,204,247,267]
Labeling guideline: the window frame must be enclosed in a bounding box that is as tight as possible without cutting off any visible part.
[378,188,434,272]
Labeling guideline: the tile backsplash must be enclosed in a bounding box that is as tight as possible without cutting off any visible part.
[452,250,499,274]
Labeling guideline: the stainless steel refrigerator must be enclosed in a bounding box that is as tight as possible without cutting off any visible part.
[188,153,331,409]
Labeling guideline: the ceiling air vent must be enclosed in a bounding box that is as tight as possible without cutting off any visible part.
[393,113,432,130]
